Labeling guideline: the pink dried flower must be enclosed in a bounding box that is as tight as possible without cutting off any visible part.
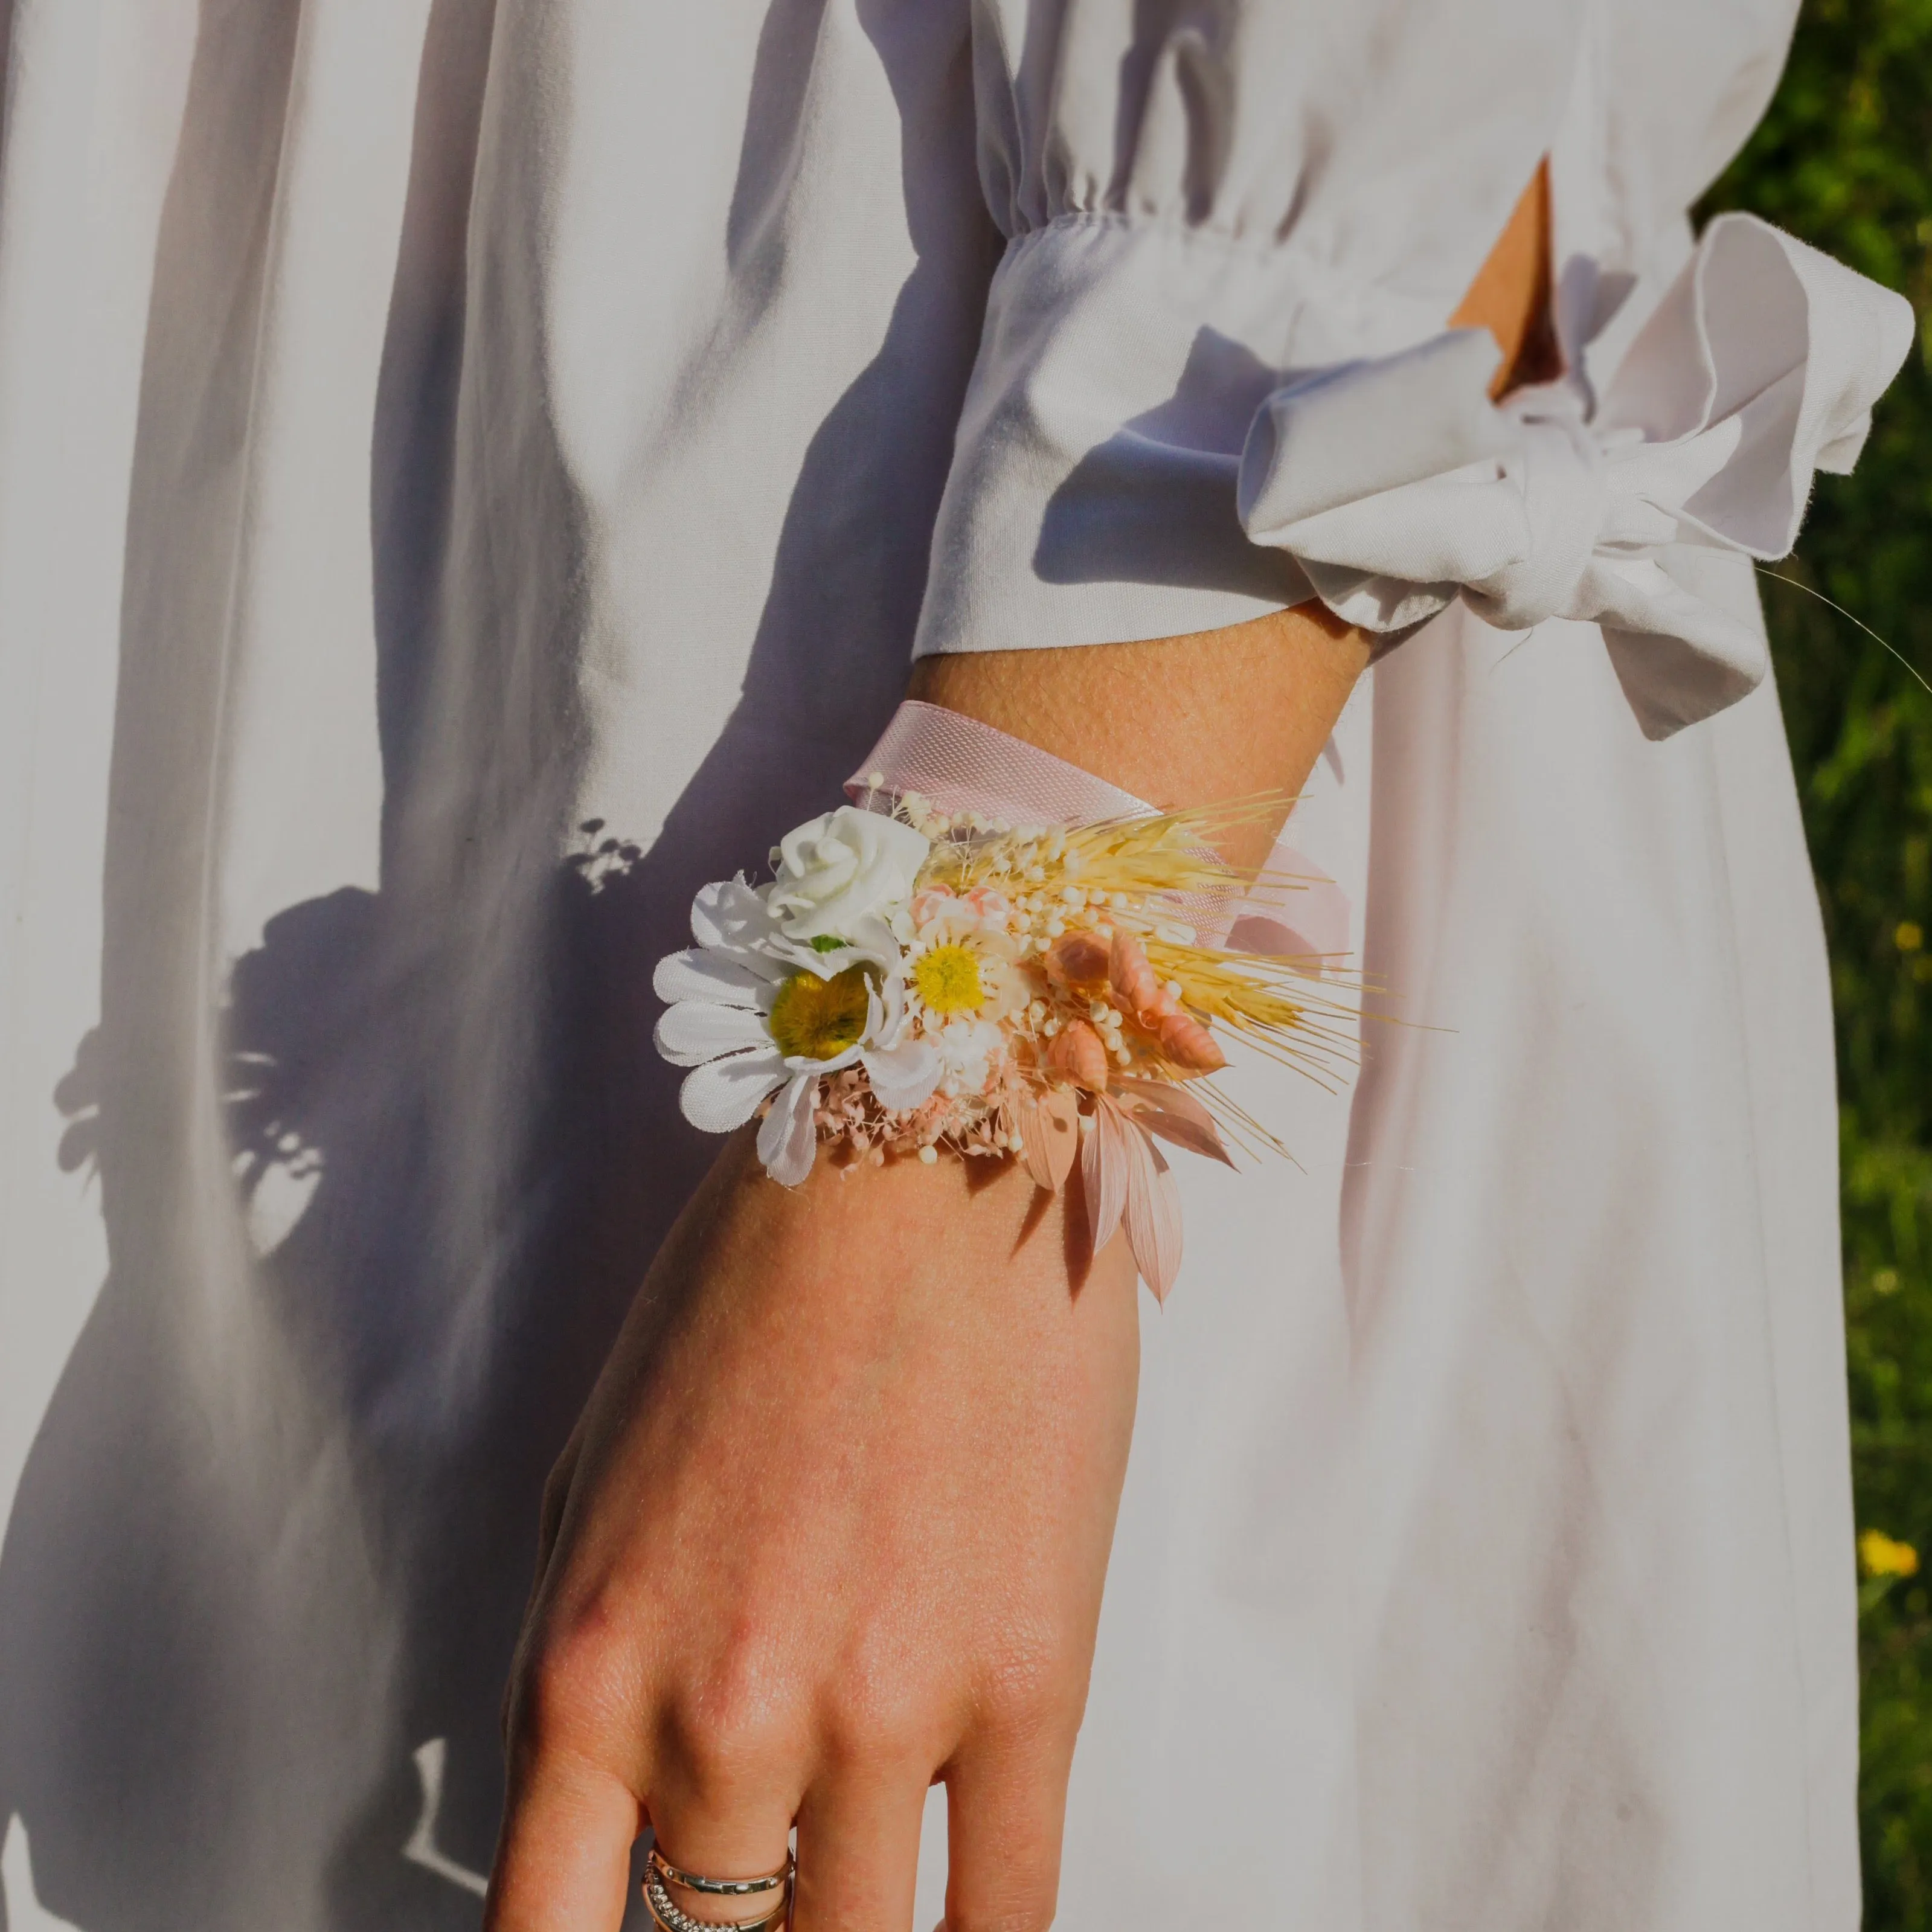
[908,886,957,928]
[963,886,1011,925]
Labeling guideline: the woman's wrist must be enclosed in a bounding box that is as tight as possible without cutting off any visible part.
[906,602,1367,875]
[691,1118,1111,1304]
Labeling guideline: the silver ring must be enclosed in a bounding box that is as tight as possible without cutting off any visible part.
[649,1845,792,1898]
[643,1851,793,1932]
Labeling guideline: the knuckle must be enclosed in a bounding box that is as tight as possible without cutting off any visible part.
[510,1603,635,1758]
[816,1640,942,1770]
[662,1640,802,1796]
[669,1708,789,1799]
[973,1646,1077,1752]
[817,1680,929,1771]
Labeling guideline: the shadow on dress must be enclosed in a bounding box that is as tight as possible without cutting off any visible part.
[1032,326,1309,603]
[0,2,996,1929]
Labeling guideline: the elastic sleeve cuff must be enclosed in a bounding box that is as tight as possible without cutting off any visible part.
[911,216,1444,658]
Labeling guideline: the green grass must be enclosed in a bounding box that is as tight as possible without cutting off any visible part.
[1701,1,1932,1918]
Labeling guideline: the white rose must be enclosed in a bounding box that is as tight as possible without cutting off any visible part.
[766,805,930,940]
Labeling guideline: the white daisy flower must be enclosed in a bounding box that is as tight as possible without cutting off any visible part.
[903,911,1027,1031]
[653,876,939,1185]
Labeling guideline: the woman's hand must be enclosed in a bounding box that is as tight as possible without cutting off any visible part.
[486,1128,1141,1932]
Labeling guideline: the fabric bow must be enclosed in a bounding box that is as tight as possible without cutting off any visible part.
[1236,214,1915,738]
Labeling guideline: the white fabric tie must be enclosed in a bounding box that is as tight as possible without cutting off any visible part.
[1237,213,1916,738]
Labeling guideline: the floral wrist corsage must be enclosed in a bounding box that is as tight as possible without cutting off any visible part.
[653,796,1352,1299]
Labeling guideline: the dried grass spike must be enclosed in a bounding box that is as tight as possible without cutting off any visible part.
[1047,1019,1110,1091]
[1155,1009,1227,1073]
[1045,931,1110,989]
[1108,928,1164,1021]
[1109,928,1226,1071]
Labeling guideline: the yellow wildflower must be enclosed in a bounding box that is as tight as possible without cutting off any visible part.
[1858,1528,1920,1579]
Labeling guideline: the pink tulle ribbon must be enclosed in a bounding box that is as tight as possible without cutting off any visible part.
[845,699,1349,959]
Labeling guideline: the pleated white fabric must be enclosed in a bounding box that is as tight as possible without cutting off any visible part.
[0,2,1888,1928]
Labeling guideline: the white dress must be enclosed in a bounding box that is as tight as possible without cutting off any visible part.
[0,4,1910,1929]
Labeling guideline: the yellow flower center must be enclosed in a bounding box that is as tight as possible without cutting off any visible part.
[913,942,984,1015]
[767,964,871,1061]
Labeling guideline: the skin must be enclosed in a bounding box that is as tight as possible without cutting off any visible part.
[487,165,1552,1932]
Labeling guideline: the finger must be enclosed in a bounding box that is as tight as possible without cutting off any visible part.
[643,1687,802,1918]
[486,1740,642,1932]
[502,1430,589,1748]
[644,1777,797,1921]
[939,1727,1073,1932]
[791,1768,929,1932]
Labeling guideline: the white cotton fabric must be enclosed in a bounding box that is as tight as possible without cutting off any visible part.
[0,3,1887,1930]
[1235,217,1911,736]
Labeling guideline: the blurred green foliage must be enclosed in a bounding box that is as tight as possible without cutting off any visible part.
[1703,0,1932,1919]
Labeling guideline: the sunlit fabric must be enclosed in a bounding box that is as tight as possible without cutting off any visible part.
[0,2,1881,1928]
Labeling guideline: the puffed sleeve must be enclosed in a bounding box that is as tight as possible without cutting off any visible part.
[914,1,1915,742]
[911,0,1582,658]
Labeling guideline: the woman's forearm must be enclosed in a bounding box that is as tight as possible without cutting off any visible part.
[908,605,1369,871]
